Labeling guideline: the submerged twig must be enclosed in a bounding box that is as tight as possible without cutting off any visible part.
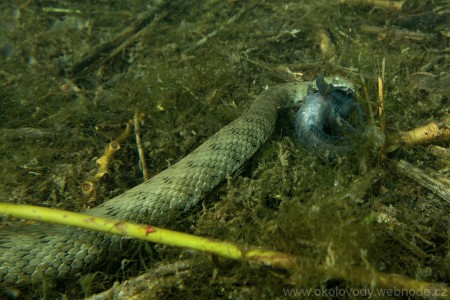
[68,8,165,76]
[82,120,133,201]
[1,127,57,140]
[377,71,386,160]
[361,25,432,42]
[317,28,337,63]
[386,118,450,152]
[339,0,405,11]
[0,203,447,297]
[85,260,196,300]
[183,4,256,54]
[393,159,450,204]
[134,112,149,181]
[288,62,369,79]
[0,203,295,271]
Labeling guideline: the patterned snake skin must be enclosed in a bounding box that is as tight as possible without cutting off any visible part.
[0,79,352,286]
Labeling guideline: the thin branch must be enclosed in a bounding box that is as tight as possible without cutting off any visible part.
[393,159,450,204]
[134,112,149,181]
[0,203,447,297]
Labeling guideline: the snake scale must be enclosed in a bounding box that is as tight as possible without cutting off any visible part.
[0,78,353,286]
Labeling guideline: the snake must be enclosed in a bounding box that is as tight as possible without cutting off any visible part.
[0,77,357,286]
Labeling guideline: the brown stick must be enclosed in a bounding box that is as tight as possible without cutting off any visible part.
[378,75,387,160]
[361,25,431,42]
[393,159,450,204]
[340,0,405,11]
[386,119,450,152]
[68,8,166,76]
[134,112,149,181]
[82,120,133,200]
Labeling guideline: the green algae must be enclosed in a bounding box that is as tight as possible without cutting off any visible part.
[0,0,448,298]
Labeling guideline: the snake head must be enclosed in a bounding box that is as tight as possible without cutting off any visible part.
[316,76,335,95]
[309,76,355,97]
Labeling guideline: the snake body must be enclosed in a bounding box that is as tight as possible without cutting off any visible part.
[0,78,354,286]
